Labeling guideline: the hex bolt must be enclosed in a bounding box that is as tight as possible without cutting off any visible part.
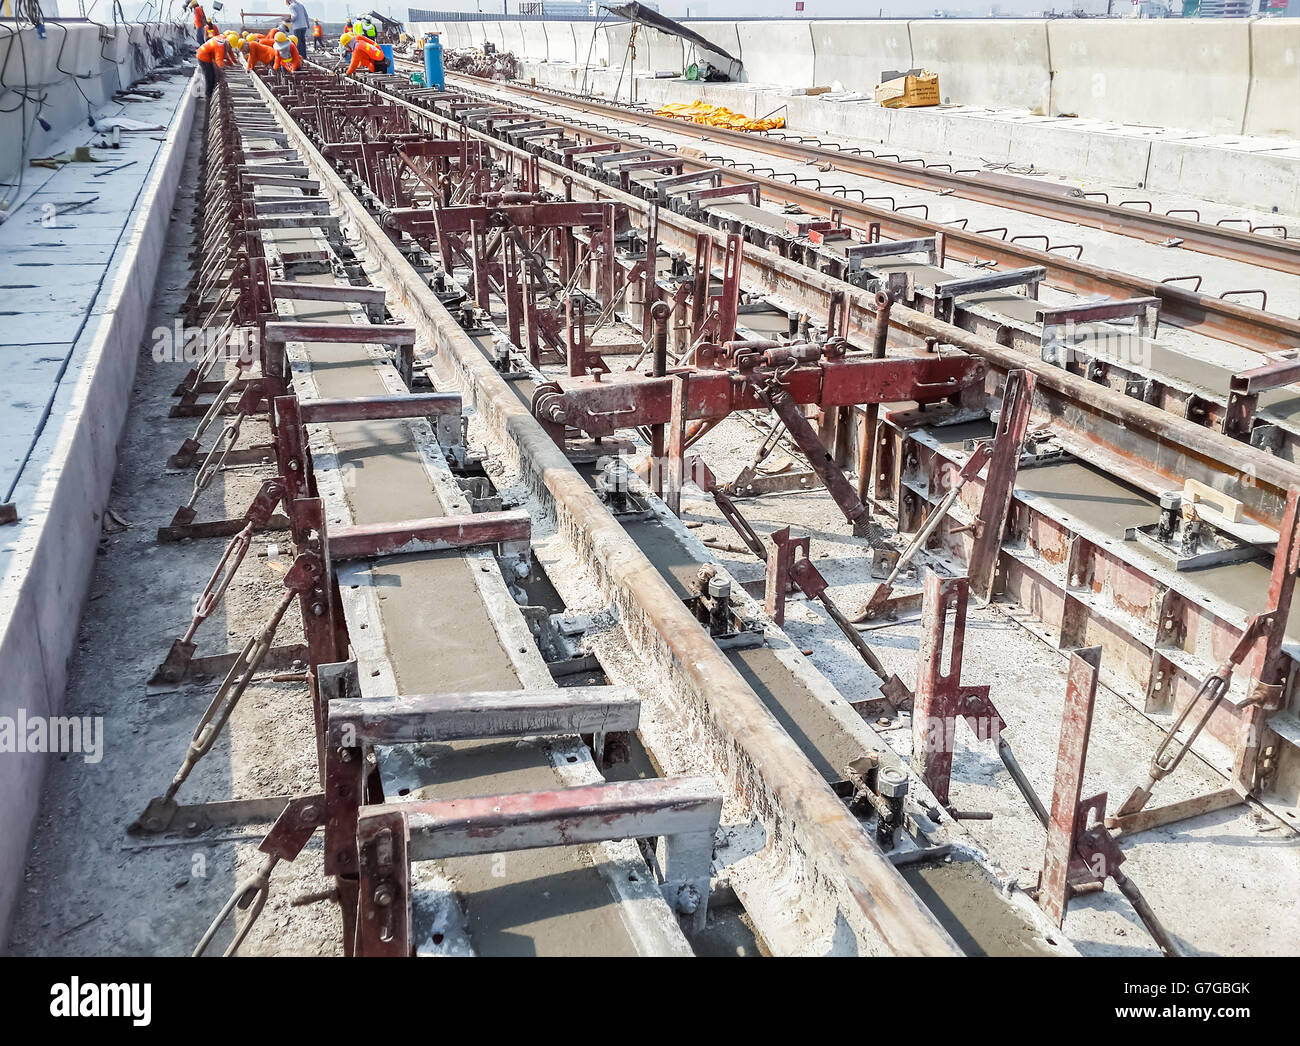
[877,766,908,798]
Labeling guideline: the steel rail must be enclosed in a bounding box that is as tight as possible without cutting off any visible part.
[463,74,1300,278]
[334,68,1300,531]
[434,70,1300,356]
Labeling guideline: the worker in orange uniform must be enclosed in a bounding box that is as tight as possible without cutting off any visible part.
[240,36,279,75]
[341,32,388,77]
[195,34,235,96]
[273,31,303,72]
[204,21,219,39]
[189,0,206,44]
[311,19,324,51]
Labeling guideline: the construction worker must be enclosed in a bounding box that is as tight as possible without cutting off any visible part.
[341,32,388,77]
[357,15,378,40]
[196,33,235,96]
[286,0,310,57]
[204,20,219,39]
[189,0,206,44]
[273,30,303,73]
[311,19,324,51]
[240,36,279,75]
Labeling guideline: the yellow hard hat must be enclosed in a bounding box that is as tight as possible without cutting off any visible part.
[274,31,287,42]
[340,32,353,46]
[225,31,238,43]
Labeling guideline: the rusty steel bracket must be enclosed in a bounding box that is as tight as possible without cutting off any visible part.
[765,525,809,627]
[759,377,873,536]
[1222,354,1300,444]
[1038,647,1182,957]
[909,572,998,808]
[151,477,291,681]
[968,368,1036,602]
[906,570,1046,819]
[327,509,532,564]
[354,777,722,956]
[855,441,994,622]
[788,554,891,681]
[193,793,329,957]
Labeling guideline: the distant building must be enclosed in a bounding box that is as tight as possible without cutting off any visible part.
[515,1,659,13]
[1181,0,1288,13]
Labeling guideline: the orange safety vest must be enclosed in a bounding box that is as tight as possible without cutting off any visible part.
[346,37,385,76]
[274,40,302,71]
[192,4,205,28]
[204,23,218,38]
[245,40,277,71]
[196,37,227,66]
[312,23,323,38]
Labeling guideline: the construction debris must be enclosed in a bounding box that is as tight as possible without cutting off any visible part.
[874,70,940,109]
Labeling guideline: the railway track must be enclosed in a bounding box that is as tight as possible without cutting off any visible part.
[475,76,1300,278]
[114,56,1299,958]
[322,57,1300,525]
[134,64,1074,958]
[427,66,1300,359]
[296,58,1300,821]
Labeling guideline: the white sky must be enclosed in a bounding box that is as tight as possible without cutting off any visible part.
[92,0,1121,23]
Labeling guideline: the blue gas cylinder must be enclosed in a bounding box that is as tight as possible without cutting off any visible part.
[424,34,444,91]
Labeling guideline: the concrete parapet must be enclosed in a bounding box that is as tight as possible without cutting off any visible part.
[810,19,911,95]
[543,21,578,65]
[0,50,195,951]
[1047,18,1251,134]
[519,21,549,62]
[736,19,814,87]
[492,16,1300,142]
[1244,19,1300,139]
[911,19,1051,113]
[0,22,188,187]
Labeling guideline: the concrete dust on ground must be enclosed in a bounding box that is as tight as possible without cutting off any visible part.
[8,112,341,958]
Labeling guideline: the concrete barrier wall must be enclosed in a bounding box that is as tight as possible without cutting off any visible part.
[684,19,742,73]
[0,22,188,187]
[641,26,684,76]
[606,23,683,78]
[571,20,610,70]
[911,19,1051,113]
[466,17,1298,140]
[482,22,505,53]
[810,19,911,95]
[500,21,527,59]
[519,22,549,62]
[1244,19,1300,138]
[736,19,814,88]
[1047,18,1252,134]
[0,38,195,950]
[544,21,578,65]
